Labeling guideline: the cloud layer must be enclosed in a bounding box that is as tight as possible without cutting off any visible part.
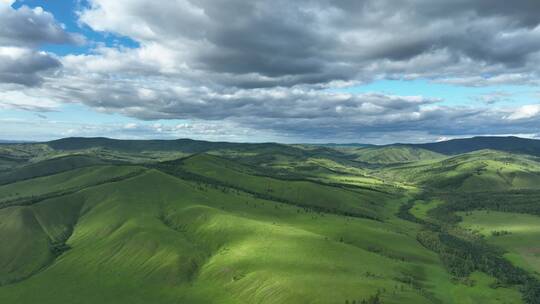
[1,0,540,142]
[78,0,540,86]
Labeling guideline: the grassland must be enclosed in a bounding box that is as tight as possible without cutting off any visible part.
[1,137,540,303]
[459,211,540,276]
[410,200,443,222]
[378,150,540,192]
[346,146,445,165]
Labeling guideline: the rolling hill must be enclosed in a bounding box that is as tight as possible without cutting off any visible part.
[1,137,540,303]
[347,146,444,165]
[379,150,540,192]
[405,136,540,156]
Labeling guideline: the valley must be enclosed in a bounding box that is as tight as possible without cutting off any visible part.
[1,137,540,303]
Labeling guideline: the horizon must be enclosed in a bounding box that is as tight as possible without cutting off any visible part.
[0,134,537,146]
[1,1,540,144]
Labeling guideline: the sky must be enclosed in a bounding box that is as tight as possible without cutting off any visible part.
[1,0,540,144]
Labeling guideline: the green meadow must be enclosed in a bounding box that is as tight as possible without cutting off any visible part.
[459,211,540,276]
[1,137,540,303]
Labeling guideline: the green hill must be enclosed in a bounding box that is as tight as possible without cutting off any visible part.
[0,155,107,185]
[47,137,302,155]
[3,138,540,303]
[379,150,540,192]
[406,136,540,156]
[348,146,444,165]
[169,154,394,219]
[0,167,524,304]
[0,165,145,207]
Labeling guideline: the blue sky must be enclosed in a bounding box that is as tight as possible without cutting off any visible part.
[332,79,538,108]
[12,0,139,55]
[1,0,539,143]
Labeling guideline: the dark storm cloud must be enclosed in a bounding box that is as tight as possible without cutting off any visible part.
[0,49,61,86]
[414,0,540,27]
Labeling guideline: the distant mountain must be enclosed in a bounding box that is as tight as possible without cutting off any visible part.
[309,143,375,148]
[46,137,286,153]
[7,136,540,159]
[403,136,540,156]
[380,150,540,192]
[0,140,34,144]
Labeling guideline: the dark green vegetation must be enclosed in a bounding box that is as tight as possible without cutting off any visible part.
[406,136,540,156]
[1,136,540,303]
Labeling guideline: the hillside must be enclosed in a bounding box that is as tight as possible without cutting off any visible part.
[2,137,540,303]
[47,137,304,155]
[0,155,107,186]
[347,146,444,165]
[406,136,540,156]
[0,167,444,303]
[163,154,388,220]
[378,150,540,192]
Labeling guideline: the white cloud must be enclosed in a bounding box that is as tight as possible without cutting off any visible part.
[507,104,540,120]
[0,0,14,6]
[123,123,138,129]
[0,89,60,111]
[474,91,512,104]
[5,0,540,142]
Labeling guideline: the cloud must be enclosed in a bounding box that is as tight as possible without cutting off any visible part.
[507,104,540,120]
[13,66,540,142]
[0,47,61,86]
[474,91,512,104]
[0,117,269,142]
[0,88,60,111]
[0,4,82,86]
[78,0,540,87]
[5,1,540,142]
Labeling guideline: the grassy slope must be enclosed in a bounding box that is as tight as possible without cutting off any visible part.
[0,165,147,284]
[0,165,143,203]
[379,150,540,192]
[410,136,540,156]
[0,170,419,303]
[348,146,444,165]
[0,143,53,161]
[0,155,107,185]
[246,155,397,192]
[410,200,444,222]
[2,140,537,303]
[0,207,53,285]
[0,168,523,303]
[459,210,540,276]
[179,154,387,220]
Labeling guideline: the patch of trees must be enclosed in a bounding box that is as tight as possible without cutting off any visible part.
[49,241,71,256]
[396,199,424,224]
[396,191,540,304]
[345,291,383,304]
[491,230,511,237]
[154,163,383,221]
[413,217,540,303]
[433,190,540,222]
[417,230,524,281]
[0,169,145,210]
